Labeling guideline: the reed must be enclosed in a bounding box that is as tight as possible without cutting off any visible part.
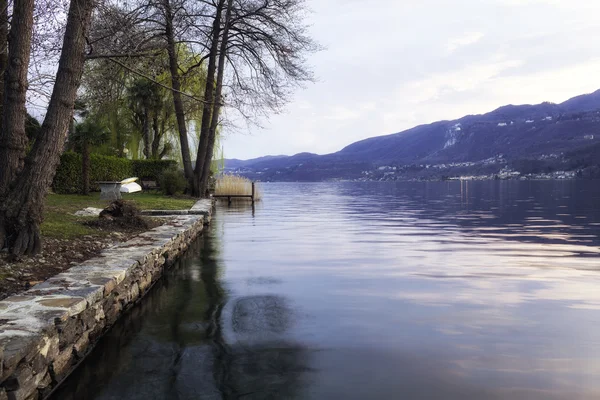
[214,174,262,201]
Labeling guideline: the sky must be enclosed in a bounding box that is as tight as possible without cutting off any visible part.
[222,0,600,160]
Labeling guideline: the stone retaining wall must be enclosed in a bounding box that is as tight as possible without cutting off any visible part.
[0,205,212,400]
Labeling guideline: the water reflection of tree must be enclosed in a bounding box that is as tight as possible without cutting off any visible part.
[200,231,310,400]
[50,227,310,400]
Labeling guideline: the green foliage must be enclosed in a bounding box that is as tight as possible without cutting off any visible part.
[159,169,188,195]
[90,154,133,185]
[25,114,41,142]
[52,153,82,194]
[70,119,111,150]
[53,152,133,194]
[132,159,177,181]
[53,153,178,194]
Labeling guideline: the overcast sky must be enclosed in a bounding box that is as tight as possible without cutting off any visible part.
[222,0,600,160]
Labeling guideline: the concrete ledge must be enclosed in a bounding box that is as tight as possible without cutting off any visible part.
[0,199,213,400]
[140,198,214,219]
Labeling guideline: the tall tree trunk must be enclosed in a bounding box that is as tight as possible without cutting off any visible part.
[142,107,150,159]
[151,114,160,159]
[199,0,234,195]
[193,0,225,197]
[81,140,90,195]
[0,0,94,255]
[0,0,35,196]
[162,0,193,180]
[0,0,8,124]
[113,110,124,157]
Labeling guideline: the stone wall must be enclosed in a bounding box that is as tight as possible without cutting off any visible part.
[0,208,212,400]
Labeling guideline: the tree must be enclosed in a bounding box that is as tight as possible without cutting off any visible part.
[78,0,317,197]
[0,0,35,196]
[69,119,110,195]
[192,0,317,196]
[196,0,233,195]
[160,0,197,181]
[0,0,95,255]
[127,78,161,159]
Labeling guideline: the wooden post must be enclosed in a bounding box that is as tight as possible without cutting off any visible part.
[251,181,255,203]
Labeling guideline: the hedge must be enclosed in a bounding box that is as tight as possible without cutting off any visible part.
[52,152,177,194]
[132,159,177,181]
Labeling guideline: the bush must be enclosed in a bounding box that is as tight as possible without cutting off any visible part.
[132,159,177,182]
[89,154,133,189]
[52,152,82,194]
[159,169,188,195]
[53,153,177,194]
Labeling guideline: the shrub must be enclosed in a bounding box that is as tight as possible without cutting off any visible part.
[89,154,133,189]
[52,152,82,194]
[159,169,188,195]
[132,159,177,182]
[53,153,179,194]
[215,174,261,201]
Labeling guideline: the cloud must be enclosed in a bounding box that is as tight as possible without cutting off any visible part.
[223,0,600,159]
[446,32,485,54]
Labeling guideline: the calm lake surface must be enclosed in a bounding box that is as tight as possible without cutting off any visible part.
[52,181,600,400]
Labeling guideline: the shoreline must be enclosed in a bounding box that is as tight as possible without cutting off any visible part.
[0,200,213,400]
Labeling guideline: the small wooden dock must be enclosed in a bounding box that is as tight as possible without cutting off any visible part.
[212,182,256,204]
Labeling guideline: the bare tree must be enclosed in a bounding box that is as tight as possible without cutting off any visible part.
[0,0,95,255]
[69,0,317,197]
[161,0,199,181]
[196,0,233,195]
[0,0,35,195]
[193,0,317,195]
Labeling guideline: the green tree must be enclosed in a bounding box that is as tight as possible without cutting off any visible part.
[127,79,162,159]
[69,119,111,195]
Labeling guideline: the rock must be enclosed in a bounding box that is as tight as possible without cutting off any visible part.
[73,207,103,217]
[73,331,90,359]
[50,348,74,379]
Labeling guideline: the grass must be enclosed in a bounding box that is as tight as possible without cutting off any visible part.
[214,174,262,201]
[121,192,196,210]
[41,192,196,239]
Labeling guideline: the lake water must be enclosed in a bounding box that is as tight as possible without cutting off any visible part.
[52,181,600,400]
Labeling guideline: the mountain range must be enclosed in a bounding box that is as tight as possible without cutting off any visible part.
[225,89,600,181]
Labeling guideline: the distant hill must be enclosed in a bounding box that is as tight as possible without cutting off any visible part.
[224,89,600,181]
[224,155,288,169]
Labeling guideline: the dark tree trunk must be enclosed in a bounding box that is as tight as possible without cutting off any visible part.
[0,0,34,196]
[0,0,8,124]
[0,0,95,255]
[151,114,160,159]
[114,111,124,157]
[199,0,234,195]
[162,0,194,180]
[81,140,90,195]
[193,0,225,197]
[142,107,150,159]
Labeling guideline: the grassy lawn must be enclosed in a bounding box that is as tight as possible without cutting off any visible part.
[42,192,197,239]
[121,192,196,210]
